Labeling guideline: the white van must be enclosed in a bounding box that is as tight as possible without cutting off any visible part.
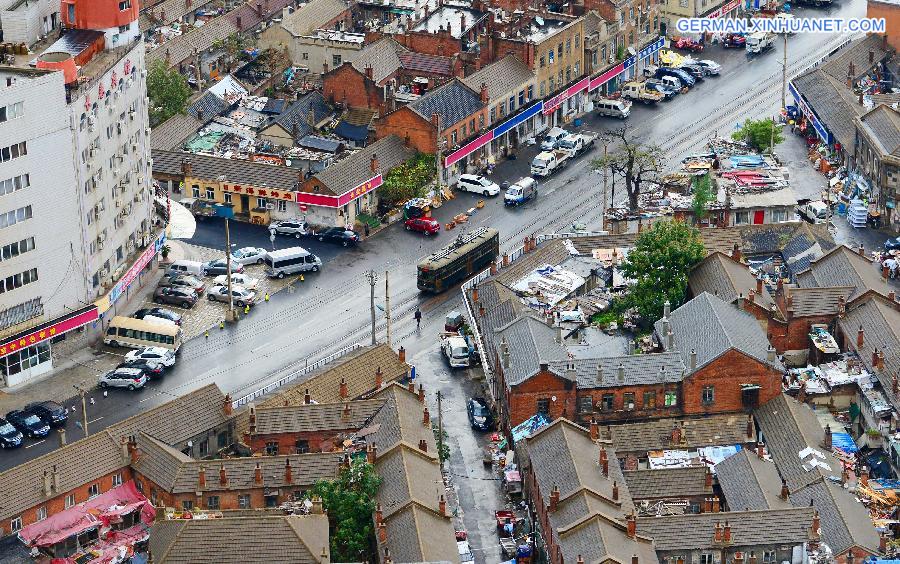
[264,247,322,278]
[540,127,569,150]
[799,201,828,224]
[595,98,631,119]
[164,260,205,278]
[505,177,538,206]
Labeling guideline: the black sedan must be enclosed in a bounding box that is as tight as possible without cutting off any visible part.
[133,307,182,326]
[0,418,23,448]
[466,398,493,431]
[317,227,360,247]
[23,401,68,427]
[118,358,165,379]
[6,410,50,438]
[202,259,244,277]
[885,238,900,251]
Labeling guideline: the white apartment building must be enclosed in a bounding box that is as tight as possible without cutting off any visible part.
[0,1,155,387]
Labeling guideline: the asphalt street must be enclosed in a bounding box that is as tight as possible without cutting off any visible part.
[0,1,872,557]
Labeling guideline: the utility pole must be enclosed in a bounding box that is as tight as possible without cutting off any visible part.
[73,381,89,437]
[434,114,443,199]
[384,270,391,348]
[770,116,776,156]
[225,218,236,322]
[366,270,377,345]
[436,390,444,471]
[602,140,609,231]
[781,32,788,111]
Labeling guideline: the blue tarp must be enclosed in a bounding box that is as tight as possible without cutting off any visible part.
[334,120,369,144]
[831,432,859,453]
[729,154,766,168]
[510,414,550,444]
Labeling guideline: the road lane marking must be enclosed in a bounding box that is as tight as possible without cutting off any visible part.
[88,417,104,424]
[25,440,46,449]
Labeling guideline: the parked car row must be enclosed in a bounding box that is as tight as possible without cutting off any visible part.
[268,220,361,247]
[0,401,68,448]
[97,346,178,393]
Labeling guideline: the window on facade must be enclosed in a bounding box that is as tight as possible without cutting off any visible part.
[540,55,545,67]
[0,141,25,162]
[489,107,496,123]
[257,197,268,209]
[643,391,656,409]
[296,439,310,454]
[182,500,193,510]
[333,54,342,67]
[205,187,214,200]
[36,507,47,521]
[265,441,279,455]
[577,396,593,413]
[451,131,457,145]
[772,209,788,222]
[575,33,580,48]
[527,85,534,100]
[238,494,251,509]
[207,496,220,509]
[558,43,563,57]
[702,386,715,405]
[574,62,580,77]
[700,555,714,564]
[536,398,550,414]
[65,494,76,509]
[277,200,287,213]
[469,118,475,133]
[0,102,23,123]
[762,552,776,563]
[540,82,546,97]
[0,237,35,262]
[223,192,232,205]
[548,50,554,64]
[601,393,614,411]
[217,432,228,449]
[119,0,131,9]
[10,517,21,532]
[112,474,123,487]
[664,391,677,407]
[0,268,38,294]
[566,67,571,83]
[623,392,635,410]
[88,483,100,498]
[192,185,200,198]
[549,77,555,92]
[734,211,750,224]
[566,38,571,53]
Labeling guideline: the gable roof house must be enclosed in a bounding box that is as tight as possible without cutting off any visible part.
[257,91,334,148]
[854,104,900,219]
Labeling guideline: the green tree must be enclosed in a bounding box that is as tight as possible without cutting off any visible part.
[378,153,436,206]
[310,458,381,562]
[691,173,713,224]
[591,126,665,211]
[621,220,705,322]
[146,60,192,126]
[731,118,784,153]
[432,422,450,465]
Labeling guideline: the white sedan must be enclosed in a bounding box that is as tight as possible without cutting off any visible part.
[230,246,267,266]
[123,346,176,367]
[213,273,260,291]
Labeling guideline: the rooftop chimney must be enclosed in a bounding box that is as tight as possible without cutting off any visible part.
[626,512,636,538]
[398,346,406,363]
[57,428,66,447]
[423,407,431,426]
[339,378,348,399]
[767,345,776,364]
[418,383,425,403]
[858,244,865,256]
[780,479,789,500]
[600,449,609,477]
[41,470,52,498]
[375,503,383,525]
[549,485,560,511]
[370,153,379,173]
[342,402,351,422]
[255,462,262,484]
[223,394,233,416]
[705,467,713,490]
[51,465,60,495]
[365,64,373,80]
[375,367,383,389]
[249,406,257,435]
[418,439,428,452]
[756,276,763,294]
[748,289,756,303]
[617,363,625,384]
[480,82,489,104]
[198,466,207,488]
[612,480,619,501]
[304,388,311,404]
[811,510,820,539]
[285,459,293,484]
[128,435,139,464]
[439,495,447,515]
[367,443,378,463]
[690,349,697,370]
[746,414,754,439]
[666,330,674,349]
[590,419,599,441]
[723,520,732,543]
[858,326,865,348]
[596,363,603,383]
[219,465,227,486]
[714,521,723,542]
[311,496,323,515]
[824,424,832,450]
[757,442,765,458]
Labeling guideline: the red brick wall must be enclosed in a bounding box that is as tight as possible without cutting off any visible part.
[768,315,834,353]
[376,107,437,154]
[2,468,132,535]
[322,63,385,111]
[866,2,900,52]
[575,384,682,425]
[134,473,306,511]
[681,350,782,414]
[246,431,345,455]
[507,371,575,430]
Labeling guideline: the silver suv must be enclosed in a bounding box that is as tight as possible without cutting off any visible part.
[99,367,148,390]
[269,220,310,238]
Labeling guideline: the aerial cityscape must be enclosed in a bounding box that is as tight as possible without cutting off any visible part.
[0,0,897,562]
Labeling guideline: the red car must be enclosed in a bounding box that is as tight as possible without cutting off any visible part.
[405,217,440,235]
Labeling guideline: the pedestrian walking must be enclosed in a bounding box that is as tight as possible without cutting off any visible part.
[414,307,422,330]
[364,223,370,238]
[244,304,250,315]
[264,292,270,302]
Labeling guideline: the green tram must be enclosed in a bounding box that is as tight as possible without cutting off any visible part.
[417,227,500,293]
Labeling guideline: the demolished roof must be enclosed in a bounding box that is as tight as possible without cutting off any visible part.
[796,245,893,300]
[688,252,774,310]
[281,0,350,36]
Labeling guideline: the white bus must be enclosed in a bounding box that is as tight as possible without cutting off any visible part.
[263,247,322,278]
[104,316,184,351]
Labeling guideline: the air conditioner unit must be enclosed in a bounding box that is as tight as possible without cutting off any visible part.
[90,147,98,159]
[145,127,151,136]
[265,203,275,210]
[626,402,635,409]
[138,175,145,184]
[115,198,122,208]
[117,154,124,162]
[129,110,135,121]
[133,193,140,203]
[113,169,120,178]
[131,142,138,151]
[98,240,105,251]
[99,266,109,277]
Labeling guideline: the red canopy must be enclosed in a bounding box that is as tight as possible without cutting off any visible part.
[19,481,154,548]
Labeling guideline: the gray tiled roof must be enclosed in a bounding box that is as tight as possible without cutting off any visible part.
[311,135,415,195]
[786,286,854,317]
[409,78,485,129]
[795,245,892,300]
[282,0,349,36]
[635,508,815,550]
[818,34,892,83]
[381,503,460,563]
[754,394,840,492]
[152,149,304,192]
[227,0,294,31]
[150,113,204,151]
[716,448,792,511]
[140,0,216,32]
[147,15,239,67]
[167,452,343,493]
[788,479,882,555]
[557,512,659,564]
[266,92,333,141]
[622,466,710,500]
[150,514,330,563]
[858,104,900,157]
[688,252,774,309]
[366,383,436,456]
[351,37,404,84]
[548,352,686,389]
[187,91,230,120]
[252,400,384,435]
[838,294,900,412]
[374,445,444,519]
[604,413,756,456]
[462,54,534,101]
[656,292,782,372]
[132,432,194,491]
[791,68,865,150]
[494,315,566,387]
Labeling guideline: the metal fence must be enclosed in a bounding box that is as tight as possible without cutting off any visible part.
[232,342,363,409]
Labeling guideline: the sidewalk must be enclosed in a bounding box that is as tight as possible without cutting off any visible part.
[0,241,201,414]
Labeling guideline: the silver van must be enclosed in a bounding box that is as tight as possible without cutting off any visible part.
[164,260,205,278]
[595,98,631,119]
[264,247,322,278]
[540,127,569,150]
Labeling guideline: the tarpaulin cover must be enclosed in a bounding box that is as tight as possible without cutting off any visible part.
[831,432,859,454]
[334,120,369,143]
[19,481,154,548]
[510,414,550,444]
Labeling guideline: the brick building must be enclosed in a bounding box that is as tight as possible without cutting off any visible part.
[244,399,384,454]
[853,104,900,227]
[867,0,900,51]
[622,466,713,509]
[258,0,357,73]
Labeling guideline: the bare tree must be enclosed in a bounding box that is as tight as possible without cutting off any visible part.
[591,126,665,211]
